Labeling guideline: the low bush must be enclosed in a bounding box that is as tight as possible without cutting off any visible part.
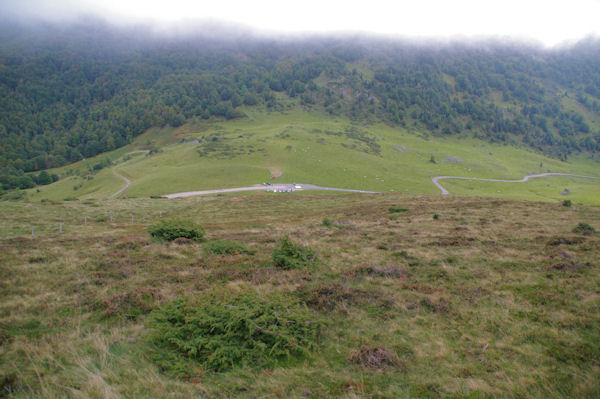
[147,289,321,374]
[148,219,204,242]
[562,199,572,207]
[573,222,596,235]
[40,198,58,205]
[388,206,408,213]
[204,239,251,255]
[273,235,316,269]
[2,190,26,201]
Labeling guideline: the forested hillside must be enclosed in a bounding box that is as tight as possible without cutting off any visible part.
[1,21,599,189]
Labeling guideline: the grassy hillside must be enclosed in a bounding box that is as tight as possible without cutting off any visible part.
[1,192,599,397]
[28,109,600,205]
[3,24,599,399]
[2,23,600,182]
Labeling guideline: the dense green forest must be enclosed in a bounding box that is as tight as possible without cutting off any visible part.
[1,21,599,190]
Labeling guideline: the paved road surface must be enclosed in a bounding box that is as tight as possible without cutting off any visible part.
[432,173,600,195]
[111,171,131,197]
[110,152,148,197]
[114,169,599,199]
[164,184,379,199]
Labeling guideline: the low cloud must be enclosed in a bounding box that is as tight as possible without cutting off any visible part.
[1,0,600,47]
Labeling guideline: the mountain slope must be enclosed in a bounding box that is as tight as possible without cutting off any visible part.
[1,22,599,191]
[27,108,600,205]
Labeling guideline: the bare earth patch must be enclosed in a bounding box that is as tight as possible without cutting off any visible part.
[269,168,283,179]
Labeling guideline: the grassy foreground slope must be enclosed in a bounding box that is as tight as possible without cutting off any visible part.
[1,192,599,398]
[29,109,600,204]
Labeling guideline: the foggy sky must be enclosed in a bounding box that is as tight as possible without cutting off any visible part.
[1,0,600,47]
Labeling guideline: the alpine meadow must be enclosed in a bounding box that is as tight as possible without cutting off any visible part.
[1,19,599,399]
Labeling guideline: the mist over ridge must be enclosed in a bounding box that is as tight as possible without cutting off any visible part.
[2,0,600,47]
[2,13,600,51]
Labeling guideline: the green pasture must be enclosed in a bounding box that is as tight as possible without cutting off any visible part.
[27,108,600,204]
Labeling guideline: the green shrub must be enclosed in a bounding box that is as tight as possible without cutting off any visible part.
[573,222,596,235]
[148,219,204,242]
[273,236,317,269]
[1,190,26,201]
[204,239,251,255]
[562,199,572,207]
[95,215,108,222]
[322,217,333,228]
[388,206,408,213]
[433,213,439,220]
[147,289,321,374]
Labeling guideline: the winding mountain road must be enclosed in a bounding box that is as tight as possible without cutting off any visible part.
[432,173,600,195]
[110,151,150,197]
[112,167,598,199]
[111,171,131,197]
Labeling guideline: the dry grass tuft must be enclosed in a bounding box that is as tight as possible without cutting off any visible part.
[421,294,451,314]
[100,287,162,318]
[348,345,400,369]
[296,281,392,312]
[435,236,476,247]
[171,237,193,245]
[546,236,586,246]
[348,264,409,279]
